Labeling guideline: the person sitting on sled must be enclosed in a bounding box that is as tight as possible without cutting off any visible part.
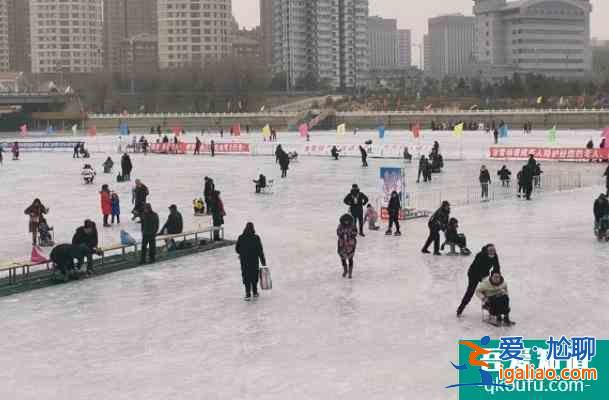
[476,271,514,326]
[193,198,205,215]
[364,204,380,231]
[441,218,471,255]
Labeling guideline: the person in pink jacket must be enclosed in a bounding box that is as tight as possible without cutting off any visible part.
[100,184,112,227]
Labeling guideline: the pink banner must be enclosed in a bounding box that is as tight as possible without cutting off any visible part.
[489,147,609,160]
[150,142,250,155]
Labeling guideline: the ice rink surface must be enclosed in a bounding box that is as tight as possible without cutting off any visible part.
[1,129,609,399]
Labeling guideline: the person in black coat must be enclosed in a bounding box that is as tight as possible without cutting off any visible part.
[422,201,450,255]
[209,190,226,241]
[344,184,369,236]
[50,243,92,277]
[210,140,216,157]
[417,156,427,183]
[521,164,534,200]
[72,219,99,272]
[456,244,500,316]
[593,193,609,225]
[254,174,267,193]
[120,153,133,181]
[204,177,215,214]
[385,191,401,236]
[140,203,160,264]
[160,204,183,250]
[359,145,368,167]
[331,146,340,160]
[275,144,283,164]
[479,165,491,200]
[497,165,511,187]
[132,179,149,221]
[235,222,267,300]
[278,151,290,178]
[604,165,609,195]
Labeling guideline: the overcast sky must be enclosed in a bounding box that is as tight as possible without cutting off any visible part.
[233,0,609,47]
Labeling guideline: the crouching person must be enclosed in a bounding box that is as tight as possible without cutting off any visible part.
[160,204,183,251]
[476,272,514,326]
[50,243,92,280]
[72,220,99,274]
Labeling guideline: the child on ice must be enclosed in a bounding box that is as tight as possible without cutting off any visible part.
[111,192,120,224]
[364,204,380,231]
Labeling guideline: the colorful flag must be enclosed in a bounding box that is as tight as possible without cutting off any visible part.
[299,123,309,138]
[337,123,346,135]
[119,122,129,136]
[378,125,385,139]
[46,126,54,135]
[31,246,49,263]
[499,124,509,138]
[453,122,464,138]
[88,126,97,137]
[72,124,78,136]
[19,124,28,137]
[536,96,543,105]
[412,123,421,139]
[424,104,433,111]
[601,126,609,140]
[548,126,557,144]
[262,124,271,139]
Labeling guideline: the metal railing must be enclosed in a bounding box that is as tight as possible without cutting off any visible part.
[406,171,595,211]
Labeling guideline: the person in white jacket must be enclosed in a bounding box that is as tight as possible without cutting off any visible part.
[476,272,514,326]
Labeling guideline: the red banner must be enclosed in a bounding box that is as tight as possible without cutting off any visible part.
[150,142,250,155]
[489,147,609,160]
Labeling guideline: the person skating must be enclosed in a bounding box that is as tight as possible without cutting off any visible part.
[493,128,499,144]
[100,184,112,227]
[235,222,267,301]
[476,272,514,326]
[209,190,226,241]
[479,165,491,201]
[111,192,121,224]
[103,156,114,174]
[210,140,215,157]
[385,191,402,236]
[516,166,526,198]
[521,164,534,200]
[417,156,427,183]
[12,142,19,160]
[81,164,96,184]
[73,143,80,158]
[337,214,358,279]
[72,219,99,273]
[194,137,201,155]
[278,150,290,178]
[421,201,450,255]
[204,177,215,214]
[140,203,159,264]
[121,153,132,181]
[343,184,369,237]
[331,146,340,160]
[497,165,511,187]
[359,145,368,167]
[132,179,149,221]
[403,146,413,162]
[456,244,500,316]
[604,165,609,195]
[160,204,183,251]
[364,204,380,231]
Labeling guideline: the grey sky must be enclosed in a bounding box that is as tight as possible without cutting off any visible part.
[233,0,609,46]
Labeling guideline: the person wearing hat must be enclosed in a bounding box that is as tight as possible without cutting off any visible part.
[140,203,160,264]
[422,200,450,255]
[160,204,184,251]
[343,184,369,237]
[337,214,358,279]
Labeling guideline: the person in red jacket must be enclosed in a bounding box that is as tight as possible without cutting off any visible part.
[100,184,112,227]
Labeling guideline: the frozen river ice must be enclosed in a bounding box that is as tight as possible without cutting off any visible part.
[1,130,609,399]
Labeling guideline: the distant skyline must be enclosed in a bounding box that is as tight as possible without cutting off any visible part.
[233,0,609,47]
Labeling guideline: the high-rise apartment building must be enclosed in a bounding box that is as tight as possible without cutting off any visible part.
[273,0,369,90]
[368,17,398,68]
[472,0,592,78]
[398,29,411,67]
[0,0,8,72]
[29,0,103,73]
[428,14,475,78]
[104,0,158,72]
[157,0,233,69]
[423,34,431,72]
[5,0,31,72]
[260,0,273,67]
